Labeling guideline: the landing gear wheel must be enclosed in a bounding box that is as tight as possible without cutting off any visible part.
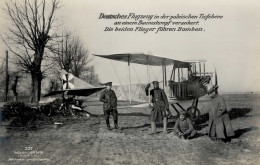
[187,106,200,121]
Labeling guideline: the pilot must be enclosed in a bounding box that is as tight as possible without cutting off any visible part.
[207,85,235,142]
[99,82,119,130]
[145,81,169,134]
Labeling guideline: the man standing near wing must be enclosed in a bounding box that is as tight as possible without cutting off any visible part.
[207,85,235,142]
[100,82,119,130]
[145,81,169,134]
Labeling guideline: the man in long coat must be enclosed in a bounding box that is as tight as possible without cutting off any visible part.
[100,82,119,130]
[145,81,169,134]
[208,85,235,142]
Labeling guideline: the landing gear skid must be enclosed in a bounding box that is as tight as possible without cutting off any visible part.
[170,98,201,121]
[187,106,200,121]
[187,98,200,121]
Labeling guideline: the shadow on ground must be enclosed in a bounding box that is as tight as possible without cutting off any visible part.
[120,124,150,130]
[228,108,252,120]
[233,126,259,139]
[192,108,253,131]
[119,113,149,117]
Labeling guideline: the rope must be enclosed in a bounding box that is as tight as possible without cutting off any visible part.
[110,60,128,100]
[0,59,4,70]
[166,65,173,81]
[131,65,143,101]
[150,66,161,81]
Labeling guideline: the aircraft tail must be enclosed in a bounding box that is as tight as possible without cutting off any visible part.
[60,69,95,90]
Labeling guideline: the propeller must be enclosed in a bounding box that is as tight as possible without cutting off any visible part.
[214,68,219,93]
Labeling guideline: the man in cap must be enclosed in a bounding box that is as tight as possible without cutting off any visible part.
[145,81,169,134]
[173,111,197,139]
[207,85,235,142]
[100,82,119,130]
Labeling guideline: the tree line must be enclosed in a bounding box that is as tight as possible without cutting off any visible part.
[0,0,99,103]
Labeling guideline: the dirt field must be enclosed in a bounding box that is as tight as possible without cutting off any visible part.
[1,94,260,165]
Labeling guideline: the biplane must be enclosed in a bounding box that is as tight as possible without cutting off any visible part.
[93,53,218,121]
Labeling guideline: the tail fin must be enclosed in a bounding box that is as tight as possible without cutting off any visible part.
[61,69,94,89]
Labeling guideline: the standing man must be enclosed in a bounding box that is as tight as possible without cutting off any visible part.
[145,81,169,134]
[100,82,119,130]
[207,85,235,142]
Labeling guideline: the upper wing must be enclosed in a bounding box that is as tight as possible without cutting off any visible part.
[43,87,105,97]
[93,53,190,68]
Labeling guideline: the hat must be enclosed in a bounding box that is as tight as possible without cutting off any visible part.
[100,82,112,86]
[152,81,159,84]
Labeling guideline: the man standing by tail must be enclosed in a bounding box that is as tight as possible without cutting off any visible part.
[145,81,169,134]
[100,82,119,130]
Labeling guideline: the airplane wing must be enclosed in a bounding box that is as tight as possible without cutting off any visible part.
[43,87,105,97]
[93,53,190,68]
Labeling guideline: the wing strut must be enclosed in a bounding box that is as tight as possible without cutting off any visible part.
[147,56,151,103]
[203,63,206,76]
[199,62,201,76]
[128,55,132,105]
[162,59,167,89]
[178,64,181,97]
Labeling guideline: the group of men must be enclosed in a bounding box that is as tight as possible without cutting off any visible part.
[99,81,235,142]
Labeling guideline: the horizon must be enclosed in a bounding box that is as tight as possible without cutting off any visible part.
[0,0,260,94]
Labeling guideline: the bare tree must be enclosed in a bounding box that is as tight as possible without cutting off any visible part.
[83,66,100,86]
[47,77,60,93]
[0,68,8,100]
[0,68,21,102]
[2,0,60,103]
[52,32,92,78]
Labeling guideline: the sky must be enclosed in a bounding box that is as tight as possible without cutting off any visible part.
[0,0,260,93]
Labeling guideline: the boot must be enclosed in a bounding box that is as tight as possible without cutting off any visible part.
[114,120,119,129]
[163,117,167,133]
[106,118,111,130]
[150,122,157,134]
[107,124,111,130]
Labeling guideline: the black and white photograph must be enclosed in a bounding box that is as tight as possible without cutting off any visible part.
[0,0,260,164]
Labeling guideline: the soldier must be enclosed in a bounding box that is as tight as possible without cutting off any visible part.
[145,81,169,134]
[207,85,235,142]
[173,112,197,139]
[99,82,119,130]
